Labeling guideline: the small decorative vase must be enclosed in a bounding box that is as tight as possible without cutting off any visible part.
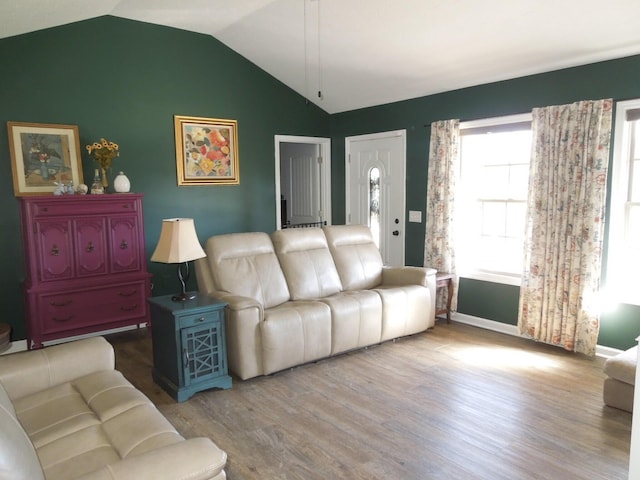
[101,167,109,192]
[113,172,131,193]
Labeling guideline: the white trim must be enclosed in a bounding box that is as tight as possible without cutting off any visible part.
[0,324,148,355]
[458,272,521,287]
[274,135,331,230]
[449,312,622,359]
[451,312,519,336]
[460,112,532,130]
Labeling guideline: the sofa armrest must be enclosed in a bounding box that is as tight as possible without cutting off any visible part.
[381,266,436,287]
[74,437,227,480]
[381,266,437,325]
[0,336,114,401]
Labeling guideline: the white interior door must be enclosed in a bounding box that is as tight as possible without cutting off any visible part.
[274,135,331,230]
[345,130,406,266]
[280,143,320,226]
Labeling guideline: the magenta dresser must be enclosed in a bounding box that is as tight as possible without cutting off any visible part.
[19,194,152,349]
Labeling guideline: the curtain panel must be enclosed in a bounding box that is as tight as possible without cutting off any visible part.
[425,119,460,312]
[518,99,612,356]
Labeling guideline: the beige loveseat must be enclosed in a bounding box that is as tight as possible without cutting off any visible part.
[0,337,227,480]
[196,224,436,380]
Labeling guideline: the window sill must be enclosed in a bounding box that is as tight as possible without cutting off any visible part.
[459,271,522,287]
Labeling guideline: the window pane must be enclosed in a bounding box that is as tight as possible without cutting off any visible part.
[369,167,380,248]
[626,204,640,246]
[481,202,506,236]
[508,164,529,200]
[478,166,509,198]
[631,159,640,202]
[506,202,527,238]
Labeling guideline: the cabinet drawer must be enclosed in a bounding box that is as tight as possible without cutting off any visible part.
[32,198,139,217]
[38,282,147,334]
[177,309,223,329]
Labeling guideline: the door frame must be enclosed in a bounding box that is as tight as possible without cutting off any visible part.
[274,135,332,230]
[345,129,407,265]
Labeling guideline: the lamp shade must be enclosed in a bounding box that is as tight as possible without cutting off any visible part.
[150,218,206,264]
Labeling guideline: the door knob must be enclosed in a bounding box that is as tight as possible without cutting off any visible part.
[392,230,400,236]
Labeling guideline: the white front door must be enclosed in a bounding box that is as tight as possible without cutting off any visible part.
[345,130,406,266]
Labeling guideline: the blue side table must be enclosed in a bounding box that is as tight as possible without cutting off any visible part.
[148,293,232,402]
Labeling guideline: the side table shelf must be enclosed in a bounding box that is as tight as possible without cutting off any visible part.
[148,293,232,402]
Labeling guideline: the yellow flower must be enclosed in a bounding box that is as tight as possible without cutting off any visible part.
[86,138,119,170]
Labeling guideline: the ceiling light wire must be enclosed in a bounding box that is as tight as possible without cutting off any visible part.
[317,0,322,100]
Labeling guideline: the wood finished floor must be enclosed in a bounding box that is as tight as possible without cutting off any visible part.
[107,321,632,480]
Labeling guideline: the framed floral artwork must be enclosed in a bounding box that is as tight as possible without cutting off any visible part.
[174,115,240,186]
[7,121,84,196]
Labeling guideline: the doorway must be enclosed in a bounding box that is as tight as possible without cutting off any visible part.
[275,135,331,230]
[345,130,406,266]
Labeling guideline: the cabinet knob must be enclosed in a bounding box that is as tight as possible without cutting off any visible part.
[120,240,128,250]
[86,241,94,253]
[50,244,59,256]
[197,317,205,322]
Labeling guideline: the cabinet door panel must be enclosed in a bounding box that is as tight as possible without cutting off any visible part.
[109,215,141,273]
[181,323,224,387]
[36,220,73,281]
[74,217,107,277]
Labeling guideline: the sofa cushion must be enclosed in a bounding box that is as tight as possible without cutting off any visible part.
[272,228,342,300]
[12,370,184,480]
[604,346,637,386]
[261,301,332,375]
[0,382,44,480]
[320,290,382,355]
[376,285,432,341]
[323,225,383,290]
[204,232,291,309]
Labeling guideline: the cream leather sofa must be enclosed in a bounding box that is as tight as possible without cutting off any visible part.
[196,225,436,380]
[0,337,227,480]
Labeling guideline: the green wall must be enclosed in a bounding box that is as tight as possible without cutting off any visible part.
[2,15,639,350]
[330,55,640,350]
[0,16,329,340]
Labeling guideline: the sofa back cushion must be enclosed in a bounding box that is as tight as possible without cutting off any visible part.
[203,232,290,309]
[0,382,45,480]
[272,228,342,300]
[323,225,383,290]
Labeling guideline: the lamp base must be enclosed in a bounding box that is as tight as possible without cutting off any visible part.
[171,292,196,302]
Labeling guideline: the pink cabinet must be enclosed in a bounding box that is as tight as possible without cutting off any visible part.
[19,194,152,349]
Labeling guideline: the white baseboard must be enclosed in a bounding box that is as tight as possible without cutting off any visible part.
[0,323,147,356]
[449,312,623,359]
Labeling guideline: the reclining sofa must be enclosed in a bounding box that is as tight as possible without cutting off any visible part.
[195,224,436,380]
[0,337,227,480]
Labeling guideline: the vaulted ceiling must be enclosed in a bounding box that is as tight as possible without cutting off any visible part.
[3,0,640,113]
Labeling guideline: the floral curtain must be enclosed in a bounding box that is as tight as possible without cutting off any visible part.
[518,99,612,356]
[424,119,460,312]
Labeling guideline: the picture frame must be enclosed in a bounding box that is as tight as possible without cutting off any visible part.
[7,121,84,196]
[174,115,240,186]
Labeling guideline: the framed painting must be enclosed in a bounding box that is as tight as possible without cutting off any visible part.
[174,115,240,186]
[7,122,84,196]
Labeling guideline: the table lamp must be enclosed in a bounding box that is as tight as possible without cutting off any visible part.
[150,218,206,301]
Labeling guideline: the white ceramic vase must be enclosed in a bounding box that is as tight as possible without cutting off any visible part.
[113,172,131,193]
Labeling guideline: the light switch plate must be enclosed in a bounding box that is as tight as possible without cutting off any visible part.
[409,210,422,223]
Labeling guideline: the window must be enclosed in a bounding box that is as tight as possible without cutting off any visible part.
[369,167,381,248]
[456,114,532,286]
[606,99,640,305]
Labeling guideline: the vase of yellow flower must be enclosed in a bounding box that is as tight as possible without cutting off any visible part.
[86,138,119,192]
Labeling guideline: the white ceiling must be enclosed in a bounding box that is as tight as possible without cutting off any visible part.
[3,0,640,114]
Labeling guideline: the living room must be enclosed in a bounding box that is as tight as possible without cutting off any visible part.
[1,3,640,479]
